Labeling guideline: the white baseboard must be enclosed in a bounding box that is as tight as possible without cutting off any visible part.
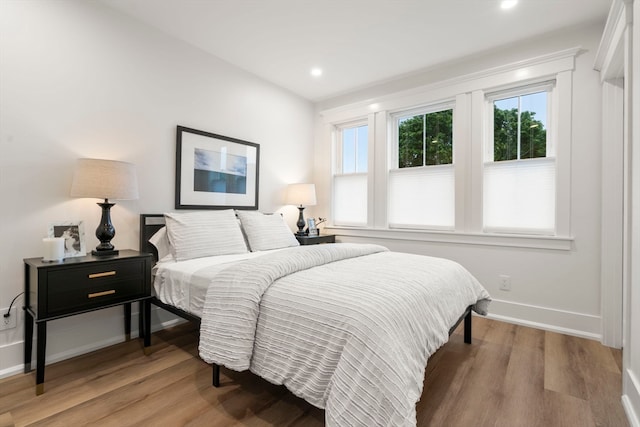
[623,369,640,427]
[0,306,185,380]
[1,299,604,380]
[0,341,25,379]
[483,299,602,341]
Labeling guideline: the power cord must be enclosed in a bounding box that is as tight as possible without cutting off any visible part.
[4,292,24,318]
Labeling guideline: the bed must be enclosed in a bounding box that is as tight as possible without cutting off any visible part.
[139,211,490,427]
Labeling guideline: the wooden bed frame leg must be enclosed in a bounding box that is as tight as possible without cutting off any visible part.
[464,311,472,344]
[212,364,220,387]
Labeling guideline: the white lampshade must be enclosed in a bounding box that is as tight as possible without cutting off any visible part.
[70,158,139,200]
[285,183,317,207]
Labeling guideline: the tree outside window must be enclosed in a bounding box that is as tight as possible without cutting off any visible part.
[493,91,547,161]
[398,109,453,168]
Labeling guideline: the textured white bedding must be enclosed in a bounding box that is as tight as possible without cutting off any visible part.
[152,249,284,317]
[195,243,490,427]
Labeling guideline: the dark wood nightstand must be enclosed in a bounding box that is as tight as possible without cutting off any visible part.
[23,249,152,395]
[295,234,336,245]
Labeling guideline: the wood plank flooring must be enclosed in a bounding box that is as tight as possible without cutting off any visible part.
[0,317,628,427]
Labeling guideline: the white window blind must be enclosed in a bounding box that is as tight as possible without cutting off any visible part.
[333,173,367,226]
[388,164,455,229]
[483,157,555,233]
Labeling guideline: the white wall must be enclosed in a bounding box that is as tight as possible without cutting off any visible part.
[0,0,314,377]
[313,23,607,340]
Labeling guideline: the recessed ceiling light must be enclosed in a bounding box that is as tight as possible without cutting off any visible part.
[500,0,517,10]
[310,68,323,77]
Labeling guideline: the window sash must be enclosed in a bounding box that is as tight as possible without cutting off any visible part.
[391,102,455,169]
[336,122,368,174]
[485,82,555,162]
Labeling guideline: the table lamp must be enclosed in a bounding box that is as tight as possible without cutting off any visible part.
[285,183,317,236]
[70,158,139,256]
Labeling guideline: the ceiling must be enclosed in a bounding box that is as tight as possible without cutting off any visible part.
[99,0,611,102]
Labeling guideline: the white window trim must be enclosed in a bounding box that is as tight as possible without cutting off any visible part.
[386,102,457,231]
[466,58,574,241]
[324,225,573,251]
[321,47,579,250]
[331,116,375,227]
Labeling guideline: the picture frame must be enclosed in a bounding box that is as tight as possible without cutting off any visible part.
[48,221,86,258]
[307,218,318,237]
[176,125,260,210]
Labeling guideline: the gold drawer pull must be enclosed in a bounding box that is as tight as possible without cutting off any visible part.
[88,290,116,298]
[88,271,116,279]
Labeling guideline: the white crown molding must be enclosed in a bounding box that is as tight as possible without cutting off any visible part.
[594,0,632,79]
[320,47,582,122]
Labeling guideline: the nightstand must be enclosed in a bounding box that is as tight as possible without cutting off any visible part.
[23,249,152,395]
[295,234,336,245]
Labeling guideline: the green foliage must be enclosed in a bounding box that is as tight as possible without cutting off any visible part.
[398,110,453,168]
[493,106,546,161]
[397,104,545,168]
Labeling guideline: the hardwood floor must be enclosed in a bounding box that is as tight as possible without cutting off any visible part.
[0,317,628,427]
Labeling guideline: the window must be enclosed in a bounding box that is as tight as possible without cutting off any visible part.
[491,91,548,161]
[484,84,556,234]
[333,122,368,226]
[389,106,455,229]
[322,48,575,247]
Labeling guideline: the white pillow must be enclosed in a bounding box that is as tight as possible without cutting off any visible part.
[164,210,248,261]
[148,226,173,262]
[236,210,299,251]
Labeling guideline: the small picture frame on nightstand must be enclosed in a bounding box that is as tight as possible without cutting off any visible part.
[307,218,318,236]
[49,221,86,258]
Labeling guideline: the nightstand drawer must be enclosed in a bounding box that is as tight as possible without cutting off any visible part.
[46,260,146,316]
[47,260,143,287]
[46,277,145,316]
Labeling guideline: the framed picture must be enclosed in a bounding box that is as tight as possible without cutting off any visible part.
[176,126,260,210]
[307,218,318,236]
[49,221,86,258]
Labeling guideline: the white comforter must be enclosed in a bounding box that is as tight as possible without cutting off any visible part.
[198,243,490,427]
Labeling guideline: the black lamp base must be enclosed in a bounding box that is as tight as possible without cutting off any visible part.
[94,199,118,256]
[92,249,119,257]
[295,205,307,236]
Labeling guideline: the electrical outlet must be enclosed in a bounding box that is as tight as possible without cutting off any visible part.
[499,275,511,291]
[0,307,17,330]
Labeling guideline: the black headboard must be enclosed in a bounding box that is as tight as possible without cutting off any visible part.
[140,214,165,262]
